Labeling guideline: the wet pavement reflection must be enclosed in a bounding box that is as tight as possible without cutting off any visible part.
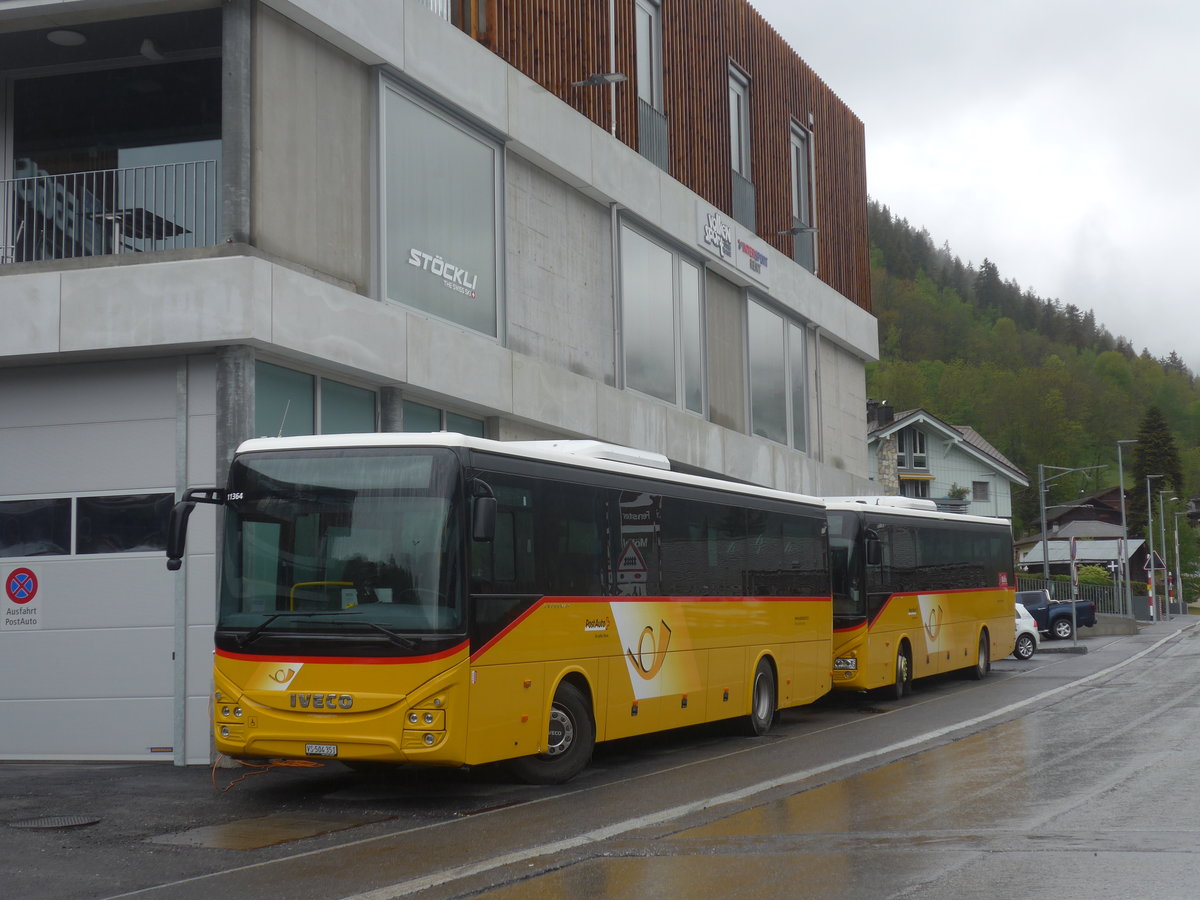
[467,629,1200,899]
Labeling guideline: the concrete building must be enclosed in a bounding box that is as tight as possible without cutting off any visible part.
[0,0,877,762]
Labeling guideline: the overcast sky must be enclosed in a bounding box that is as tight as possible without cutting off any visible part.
[750,0,1199,369]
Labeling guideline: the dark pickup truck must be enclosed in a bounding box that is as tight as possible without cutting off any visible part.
[1016,589,1096,640]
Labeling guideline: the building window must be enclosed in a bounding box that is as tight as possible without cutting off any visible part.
[383,83,501,337]
[790,122,815,272]
[635,0,663,111]
[76,494,173,554]
[900,480,930,499]
[972,481,990,502]
[0,494,172,557]
[728,66,755,229]
[728,67,751,178]
[401,400,486,437]
[619,222,705,414]
[747,299,808,451]
[898,427,927,469]
[0,498,71,557]
[255,362,377,437]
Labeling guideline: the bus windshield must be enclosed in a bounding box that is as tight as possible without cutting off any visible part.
[217,448,464,649]
[827,510,865,620]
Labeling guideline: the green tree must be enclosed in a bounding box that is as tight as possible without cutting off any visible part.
[1129,406,1184,536]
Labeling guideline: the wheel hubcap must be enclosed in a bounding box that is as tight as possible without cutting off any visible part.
[544,705,574,757]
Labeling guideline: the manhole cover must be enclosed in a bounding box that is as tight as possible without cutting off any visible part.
[9,816,101,830]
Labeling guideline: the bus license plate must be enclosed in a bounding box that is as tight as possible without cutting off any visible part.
[305,743,338,757]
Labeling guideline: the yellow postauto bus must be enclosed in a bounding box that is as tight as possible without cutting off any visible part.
[167,433,832,783]
[825,497,1015,698]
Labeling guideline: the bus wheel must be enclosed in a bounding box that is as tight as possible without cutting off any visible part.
[507,681,595,785]
[890,645,912,700]
[970,632,990,680]
[742,659,777,736]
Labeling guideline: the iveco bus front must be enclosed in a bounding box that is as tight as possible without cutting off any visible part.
[167,436,495,770]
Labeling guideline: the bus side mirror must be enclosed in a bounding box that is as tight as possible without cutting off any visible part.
[166,501,196,571]
[864,529,882,566]
[473,496,497,542]
[166,488,225,571]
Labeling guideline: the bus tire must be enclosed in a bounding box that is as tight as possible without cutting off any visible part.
[889,643,913,700]
[742,658,777,736]
[507,681,595,785]
[970,631,990,680]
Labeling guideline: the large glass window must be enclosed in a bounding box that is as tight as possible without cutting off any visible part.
[619,223,705,414]
[256,363,315,438]
[9,52,222,261]
[321,380,377,435]
[255,362,376,437]
[402,400,485,437]
[383,85,501,337]
[747,300,808,451]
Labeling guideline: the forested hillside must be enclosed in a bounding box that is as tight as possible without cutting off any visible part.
[866,201,1200,536]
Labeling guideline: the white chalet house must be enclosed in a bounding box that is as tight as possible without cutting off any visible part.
[867,406,1028,518]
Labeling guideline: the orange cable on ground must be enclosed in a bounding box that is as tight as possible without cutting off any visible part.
[210,755,325,793]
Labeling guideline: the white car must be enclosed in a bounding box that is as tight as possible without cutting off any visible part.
[1013,602,1040,660]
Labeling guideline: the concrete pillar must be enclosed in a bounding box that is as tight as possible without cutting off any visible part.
[222,0,252,245]
[379,386,406,432]
[216,345,255,487]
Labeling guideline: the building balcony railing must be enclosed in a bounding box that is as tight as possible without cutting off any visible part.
[637,99,670,173]
[1,160,219,265]
[732,170,756,231]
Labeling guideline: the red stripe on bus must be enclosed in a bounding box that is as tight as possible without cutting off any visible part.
[216,641,469,666]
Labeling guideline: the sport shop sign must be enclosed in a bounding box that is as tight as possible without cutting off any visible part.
[696,205,771,288]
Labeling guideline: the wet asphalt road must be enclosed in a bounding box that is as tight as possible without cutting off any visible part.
[4,618,1197,900]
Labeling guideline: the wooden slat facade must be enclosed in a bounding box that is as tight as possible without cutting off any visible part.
[480,0,871,313]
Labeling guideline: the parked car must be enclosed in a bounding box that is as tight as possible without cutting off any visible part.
[1016,588,1096,640]
[1013,602,1040,660]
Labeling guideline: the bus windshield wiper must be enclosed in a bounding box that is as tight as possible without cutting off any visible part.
[237,611,356,648]
[356,619,419,650]
[236,611,418,650]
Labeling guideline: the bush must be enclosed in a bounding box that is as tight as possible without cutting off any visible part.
[1077,565,1113,586]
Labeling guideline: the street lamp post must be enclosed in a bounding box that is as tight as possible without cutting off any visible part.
[1117,440,1138,618]
[1039,464,1106,586]
[1146,475,1164,621]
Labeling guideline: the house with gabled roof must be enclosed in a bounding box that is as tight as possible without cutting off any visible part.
[866,403,1029,518]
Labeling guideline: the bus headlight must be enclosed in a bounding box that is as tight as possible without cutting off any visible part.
[833,657,858,671]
